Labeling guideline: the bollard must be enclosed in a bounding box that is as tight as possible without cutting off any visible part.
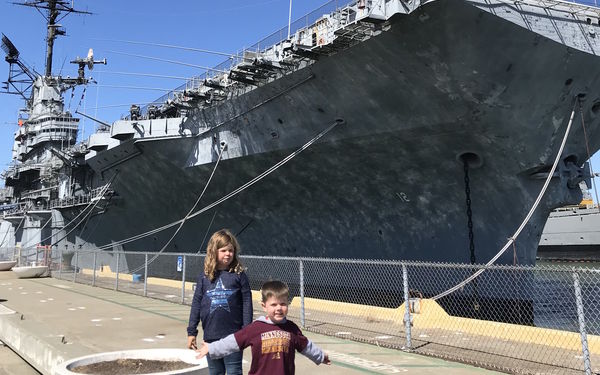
[573,271,592,375]
[299,259,305,329]
[402,263,412,350]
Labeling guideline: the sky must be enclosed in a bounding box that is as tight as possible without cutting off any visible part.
[0,0,600,202]
[0,0,328,161]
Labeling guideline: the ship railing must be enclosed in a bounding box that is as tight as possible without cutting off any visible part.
[136,0,357,117]
[48,250,600,374]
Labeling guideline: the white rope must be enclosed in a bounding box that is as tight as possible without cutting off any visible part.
[49,174,119,248]
[129,143,227,273]
[88,119,343,252]
[432,102,577,301]
[22,177,117,250]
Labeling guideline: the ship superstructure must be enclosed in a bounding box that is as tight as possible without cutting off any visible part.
[1,0,600,288]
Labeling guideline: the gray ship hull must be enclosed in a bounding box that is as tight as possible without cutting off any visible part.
[51,0,600,269]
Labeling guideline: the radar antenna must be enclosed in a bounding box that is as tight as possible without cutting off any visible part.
[13,0,92,77]
[1,33,38,99]
[70,48,107,81]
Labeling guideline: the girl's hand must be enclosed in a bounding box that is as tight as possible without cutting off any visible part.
[195,342,209,359]
[323,353,331,365]
[187,336,197,350]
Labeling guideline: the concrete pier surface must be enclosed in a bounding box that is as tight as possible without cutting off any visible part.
[0,271,500,375]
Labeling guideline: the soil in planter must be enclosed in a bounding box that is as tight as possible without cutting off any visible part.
[70,358,195,374]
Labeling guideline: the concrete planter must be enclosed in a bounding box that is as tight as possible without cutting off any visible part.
[0,260,17,271]
[12,265,48,278]
[53,348,208,375]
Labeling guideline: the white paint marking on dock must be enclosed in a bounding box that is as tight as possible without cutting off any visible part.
[40,300,47,303]
[419,334,429,338]
[142,338,155,342]
[18,287,23,290]
[156,335,165,339]
[91,319,102,322]
[53,284,72,289]
[35,291,42,294]
[77,306,86,310]
[374,335,392,340]
[20,292,27,295]
[164,294,176,298]
[328,351,408,373]
[47,298,53,301]
[67,308,76,311]
[112,317,122,321]
[335,332,352,336]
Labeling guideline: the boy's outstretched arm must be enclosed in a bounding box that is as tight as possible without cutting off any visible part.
[301,340,331,365]
[195,334,240,360]
[195,342,209,359]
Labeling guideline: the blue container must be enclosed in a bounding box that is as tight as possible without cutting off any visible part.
[132,274,141,283]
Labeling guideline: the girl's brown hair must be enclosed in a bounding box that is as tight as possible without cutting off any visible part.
[204,229,244,281]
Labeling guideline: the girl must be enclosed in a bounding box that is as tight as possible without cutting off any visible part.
[187,229,253,375]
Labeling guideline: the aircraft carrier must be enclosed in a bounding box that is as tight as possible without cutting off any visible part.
[1,0,600,300]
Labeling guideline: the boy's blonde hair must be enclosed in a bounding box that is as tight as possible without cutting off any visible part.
[204,229,244,281]
[261,280,289,303]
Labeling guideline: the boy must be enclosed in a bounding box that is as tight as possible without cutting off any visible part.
[196,280,331,374]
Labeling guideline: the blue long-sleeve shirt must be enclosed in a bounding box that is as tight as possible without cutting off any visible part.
[187,270,253,342]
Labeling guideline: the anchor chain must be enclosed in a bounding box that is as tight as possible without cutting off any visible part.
[463,159,480,311]
[463,160,476,264]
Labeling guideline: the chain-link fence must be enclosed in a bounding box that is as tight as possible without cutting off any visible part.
[37,249,600,374]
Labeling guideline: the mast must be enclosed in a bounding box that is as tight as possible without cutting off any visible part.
[14,0,92,77]
[45,0,58,77]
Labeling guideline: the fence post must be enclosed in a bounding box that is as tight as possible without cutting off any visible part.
[92,251,97,287]
[144,253,148,297]
[299,259,305,329]
[573,270,592,375]
[402,263,412,350]
[58,248,62,279]
[115,252,120,291]
[73,251,78,283]
[181,255,186,304]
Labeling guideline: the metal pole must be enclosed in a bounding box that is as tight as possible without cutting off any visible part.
[115,252,120,291]
[287,0,293,39]
[92,251,97,287]
[73,251,78,283]
[573,270,592,375]
[144,253,148,297]
[181,255,186,304]
[299,259,305,328]
[402,263,412,350]
[58,248,62,279]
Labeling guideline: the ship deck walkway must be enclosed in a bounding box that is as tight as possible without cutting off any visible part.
[0,271,501,375]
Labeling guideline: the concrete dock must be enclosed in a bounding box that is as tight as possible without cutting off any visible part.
[0,271,500,375]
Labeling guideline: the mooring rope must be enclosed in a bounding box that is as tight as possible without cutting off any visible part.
[432,100,577,301]
[89,119,343,253]
[47,173,119,248]
[128,142,227,274]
